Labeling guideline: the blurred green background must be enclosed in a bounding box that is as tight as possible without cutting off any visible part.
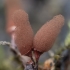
[0,0,70,70]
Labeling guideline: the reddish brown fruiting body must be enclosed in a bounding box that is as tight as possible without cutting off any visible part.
[13,10,34,55]
[33,15,64,52]
[6,0,22,35]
